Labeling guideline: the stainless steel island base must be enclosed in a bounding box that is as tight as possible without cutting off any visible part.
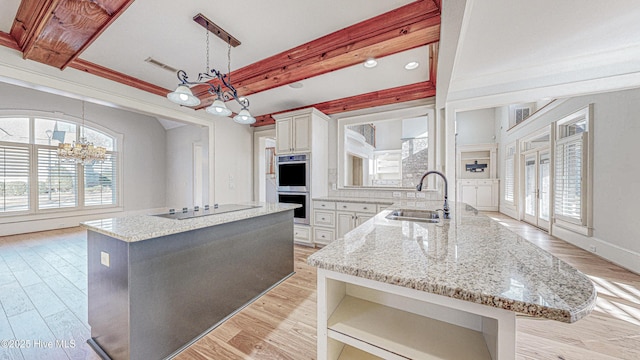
[86,209,294,360]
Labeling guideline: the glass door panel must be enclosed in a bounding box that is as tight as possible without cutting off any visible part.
[524,154,537,217]
[539,152,551,223]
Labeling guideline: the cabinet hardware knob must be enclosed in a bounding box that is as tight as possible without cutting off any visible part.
[343,205,347,208]
[321,217,325,220]
[363,207,368,210]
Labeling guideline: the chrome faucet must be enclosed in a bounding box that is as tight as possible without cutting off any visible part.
[416,170,450,219]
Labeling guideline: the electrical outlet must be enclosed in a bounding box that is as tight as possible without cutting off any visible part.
[416,192,426,198]
[588,245,597,253]
[392,192,402,198]
[100,251,110,267]
[406,192,416,198]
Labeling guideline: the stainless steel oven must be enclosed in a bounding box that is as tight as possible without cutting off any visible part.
[277,192,310,224]
[276,154,309,192]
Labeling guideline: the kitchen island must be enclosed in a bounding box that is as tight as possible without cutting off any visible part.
[82,202,298,360]
[308,201,596,359]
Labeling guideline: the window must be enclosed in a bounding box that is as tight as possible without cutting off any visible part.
[0,144,30,212]
[554,106,592,230]
[0,114,119,216]
[504,143,516,203]
[515,107,530,124]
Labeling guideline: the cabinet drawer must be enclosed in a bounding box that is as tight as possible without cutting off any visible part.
[477,179,496,185]
[460,180,476,185]
[313,210,335,227]
[376,203,392,212]
[314,201,336,210]
[314,228,335,245]
[293,225,311,241]
[336,202,376,213]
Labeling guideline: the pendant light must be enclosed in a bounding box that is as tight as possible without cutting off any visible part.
[167,13,255,124]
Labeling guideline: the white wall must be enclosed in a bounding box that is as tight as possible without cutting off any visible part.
[0,82,167,234]
[213,117,253,204]
[499,87,640,273]
[374,119,402,150]
[456,108,496,145]
[166,124,209,208]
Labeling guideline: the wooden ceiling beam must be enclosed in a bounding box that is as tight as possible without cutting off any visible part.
[192,0,441,109]
[10,0,135,70]
[68,58,171,97]
[252,81,436,127]
[0,31,20,51]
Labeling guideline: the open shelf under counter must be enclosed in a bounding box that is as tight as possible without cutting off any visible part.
[337,345,383,360]
[328,296,491,360]
[317,269,516,360]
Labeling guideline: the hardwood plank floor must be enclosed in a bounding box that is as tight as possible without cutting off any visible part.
[0,215,638,359]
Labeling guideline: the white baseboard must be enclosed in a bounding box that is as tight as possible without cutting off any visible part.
[0,207,166,237]
[552,225,640,275]
[499,206,518,220]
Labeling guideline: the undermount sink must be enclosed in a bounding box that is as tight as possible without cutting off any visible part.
[385,209,440,223]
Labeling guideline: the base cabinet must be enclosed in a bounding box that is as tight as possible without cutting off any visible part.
[294,224,312,246]
[458,179,499,211]
[312,200,390,246]
[317,269,516,360]
[336,212,372,238]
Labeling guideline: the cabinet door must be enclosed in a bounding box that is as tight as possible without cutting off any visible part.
[460,184,477,207]
[355,213,373,226]
[476,184,493,208]
[276,118,292,154]
[292,115,311,152]
[336,211,355,239]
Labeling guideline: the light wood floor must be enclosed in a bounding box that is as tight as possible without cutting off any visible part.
[0,214,639,359]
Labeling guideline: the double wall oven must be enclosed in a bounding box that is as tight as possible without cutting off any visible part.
[277,154,310,224]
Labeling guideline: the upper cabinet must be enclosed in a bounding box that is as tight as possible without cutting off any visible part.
[275,114,311,154]
[274,107,330,198]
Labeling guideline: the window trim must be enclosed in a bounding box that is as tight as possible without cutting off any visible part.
[553,105,593,236]
[0,110,122,217]
[504,142,516,205]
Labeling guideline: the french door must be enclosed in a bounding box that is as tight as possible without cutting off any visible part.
[523,149,551,230]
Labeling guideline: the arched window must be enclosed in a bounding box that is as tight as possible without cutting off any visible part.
[0,114,119,215]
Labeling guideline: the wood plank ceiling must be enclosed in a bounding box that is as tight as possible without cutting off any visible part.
[0,0,441,126]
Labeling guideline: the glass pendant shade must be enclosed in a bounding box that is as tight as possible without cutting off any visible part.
[233,109,256,125]
[167,85,201,106]
[205,99,232,116]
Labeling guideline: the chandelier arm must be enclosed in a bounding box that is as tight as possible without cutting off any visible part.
[170,15,252,118]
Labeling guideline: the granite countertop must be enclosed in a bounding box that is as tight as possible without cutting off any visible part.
[307,200,597,323]
[82,202,299,243]
[313,196,396,205]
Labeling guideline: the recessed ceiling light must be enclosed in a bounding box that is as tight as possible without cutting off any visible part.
[404,61,420,70]
[363,58,378,68]
[289,82,303,89]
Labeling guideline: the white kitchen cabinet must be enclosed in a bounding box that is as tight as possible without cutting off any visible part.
[275,114,311,154]
[457,144,499,211]
[313,200,386,246]
[294,224,312,246]
[458,179,499,211]
[336,212,373,238]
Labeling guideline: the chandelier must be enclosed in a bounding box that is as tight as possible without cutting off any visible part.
[167,13,256,125]
[57,101,107,166]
